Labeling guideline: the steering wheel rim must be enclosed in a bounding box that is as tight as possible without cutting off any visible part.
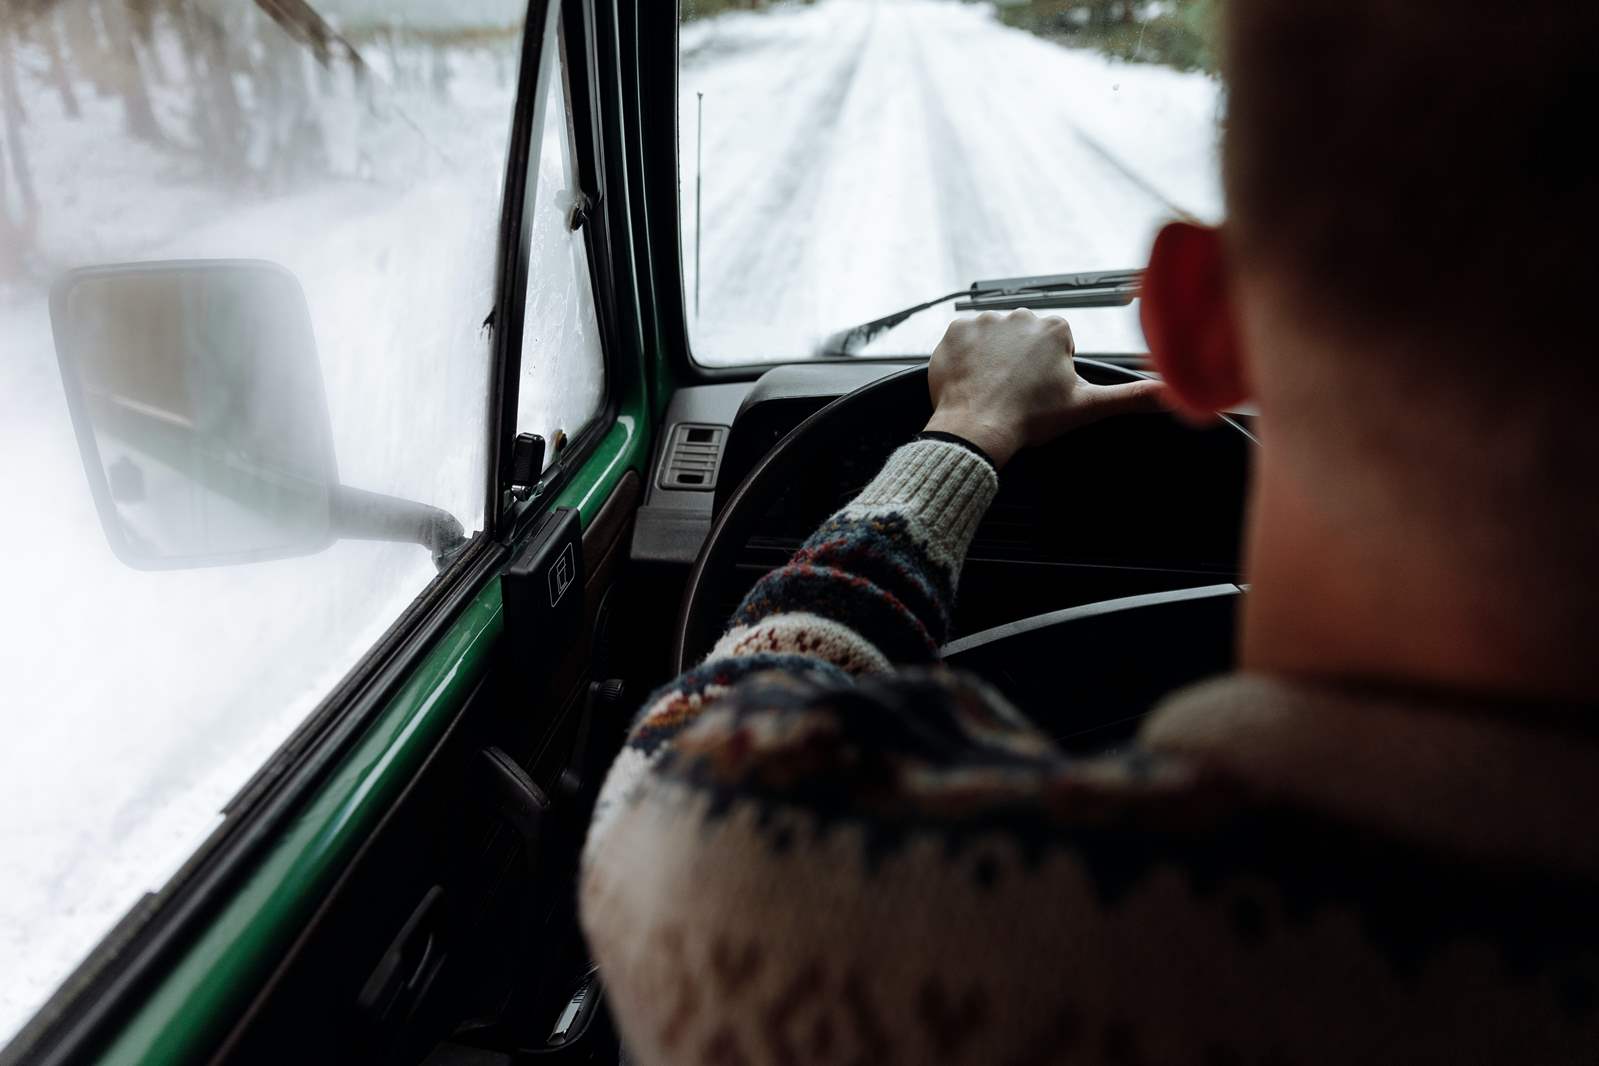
[671,360,1251,674]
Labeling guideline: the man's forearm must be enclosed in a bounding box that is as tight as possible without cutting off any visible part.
[623,436,998,755]
[588,437,998,835]
[713,435,999,668]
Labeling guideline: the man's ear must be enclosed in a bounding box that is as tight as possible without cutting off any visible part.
[1141,222,1249,423]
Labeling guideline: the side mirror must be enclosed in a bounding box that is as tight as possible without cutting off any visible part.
[51,260,467,570]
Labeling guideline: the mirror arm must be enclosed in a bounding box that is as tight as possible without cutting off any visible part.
[330,485,469,571]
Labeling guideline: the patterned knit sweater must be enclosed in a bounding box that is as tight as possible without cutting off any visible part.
[580,438,1599,1065]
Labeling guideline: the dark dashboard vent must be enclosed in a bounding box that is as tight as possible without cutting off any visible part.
[658,423,727,491]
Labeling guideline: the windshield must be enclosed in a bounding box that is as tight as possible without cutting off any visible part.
[678,0,1223,365]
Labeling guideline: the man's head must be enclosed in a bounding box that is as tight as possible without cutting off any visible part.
[1139,0,1599,698]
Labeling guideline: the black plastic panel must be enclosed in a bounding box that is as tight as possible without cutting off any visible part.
[732,402,1249,576]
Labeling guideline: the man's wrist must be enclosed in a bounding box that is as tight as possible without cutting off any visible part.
[922,410,1020,469]
[913,431,1000,473]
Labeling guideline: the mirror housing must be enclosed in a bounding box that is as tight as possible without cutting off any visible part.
[51,260,338,569]
[51,260,468,571]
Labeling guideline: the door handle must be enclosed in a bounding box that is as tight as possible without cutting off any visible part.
[358,884,447,1030]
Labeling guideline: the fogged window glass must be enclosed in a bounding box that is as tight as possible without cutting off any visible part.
[676,0,1224,365]
[0,0,526,1041]
[516,21,606,467]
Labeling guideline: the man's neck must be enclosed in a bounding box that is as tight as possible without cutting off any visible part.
[1239,452,1599,706]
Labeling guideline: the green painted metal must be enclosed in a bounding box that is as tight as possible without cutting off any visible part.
[556,405,642,514]
[94,586,505,1065]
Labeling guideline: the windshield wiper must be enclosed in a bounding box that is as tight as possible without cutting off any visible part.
[816,269,1142,357]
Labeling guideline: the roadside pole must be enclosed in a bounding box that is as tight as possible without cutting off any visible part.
[696,91,704,319]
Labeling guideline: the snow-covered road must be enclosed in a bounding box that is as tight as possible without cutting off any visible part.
[680,0,1223,364]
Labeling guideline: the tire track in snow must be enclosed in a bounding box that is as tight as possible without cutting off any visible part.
[952,21,1210,225]
[906,10,1194,274]
[905,15,1015,285]
[698,7,877,309]
[1069,127,1200,224]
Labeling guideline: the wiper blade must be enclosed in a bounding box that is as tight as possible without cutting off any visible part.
[817,268,1142,356]
[954,268,1143,311]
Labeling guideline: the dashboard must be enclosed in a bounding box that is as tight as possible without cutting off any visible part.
[630,362,1253,643]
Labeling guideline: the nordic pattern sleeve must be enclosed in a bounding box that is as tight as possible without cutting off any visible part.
[616,436,998,765]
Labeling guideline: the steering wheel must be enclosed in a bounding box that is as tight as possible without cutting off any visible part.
[672,362,1255,744]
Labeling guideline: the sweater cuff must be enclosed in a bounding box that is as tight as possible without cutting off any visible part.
[912,431,1000,474]
[850,439,999,566]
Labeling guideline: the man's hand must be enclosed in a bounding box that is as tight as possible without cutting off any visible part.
[924,310,1166,468]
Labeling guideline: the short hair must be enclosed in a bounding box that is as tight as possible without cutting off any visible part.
[1221,0,1599,363]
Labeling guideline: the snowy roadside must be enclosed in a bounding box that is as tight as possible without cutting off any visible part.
[0,18,519,1043]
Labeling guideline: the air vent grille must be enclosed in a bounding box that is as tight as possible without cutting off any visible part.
[658,423,727,491]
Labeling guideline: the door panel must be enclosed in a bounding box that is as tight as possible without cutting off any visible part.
[207,471,643,1064]
[70,560,510,1066]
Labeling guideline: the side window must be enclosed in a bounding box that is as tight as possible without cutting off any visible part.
[0,0,528,1044]
[516,18,606,468]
